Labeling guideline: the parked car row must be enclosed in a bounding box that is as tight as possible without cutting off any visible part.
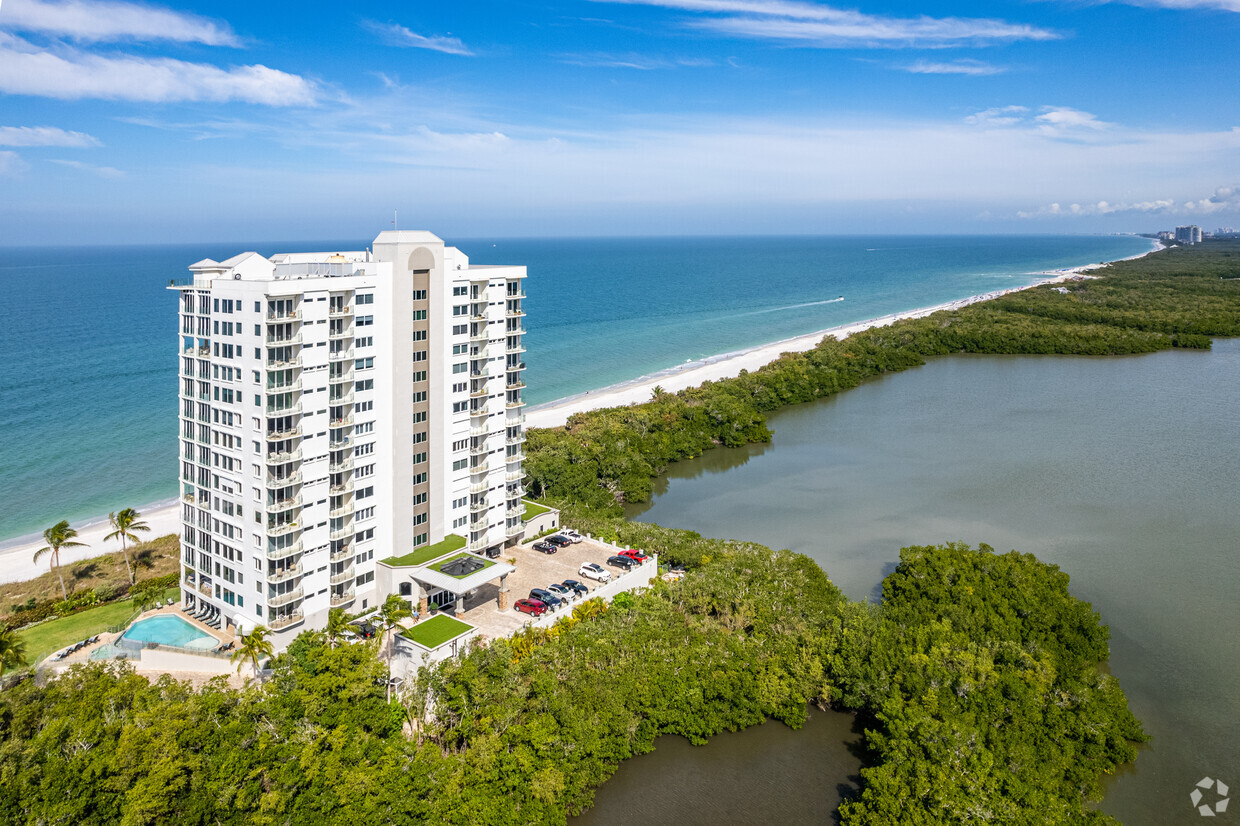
[515,528,653,617]
[514,578,592,616]
[531,529,584,554]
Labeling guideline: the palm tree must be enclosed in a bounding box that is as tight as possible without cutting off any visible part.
[230,625,274,679]
[0,627,29,677]
[378,594,412,699]
[33,520,86,601]
[105,508,149,585]
[325,607,349,649]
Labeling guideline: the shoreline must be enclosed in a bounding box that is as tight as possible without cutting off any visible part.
[525,240,1161,430]
[0,240,1162,577]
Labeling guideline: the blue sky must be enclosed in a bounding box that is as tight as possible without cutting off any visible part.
[1,0,1238,243]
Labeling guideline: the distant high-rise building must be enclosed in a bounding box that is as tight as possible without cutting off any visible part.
[1157,231,1174,242]
[1174,225,1203,244]
[169,232,527,643]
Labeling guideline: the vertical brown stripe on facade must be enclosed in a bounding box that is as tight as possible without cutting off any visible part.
[411,271,431,530]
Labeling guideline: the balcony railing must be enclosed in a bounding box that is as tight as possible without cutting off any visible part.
[267,470,301,487]
[269,612,305,631]
[507,342,527,354]
[329,455,353,472]
[266,426,301,442]
[266,356,300,370]
[506,507,523,520]
[264,333,302,346]
[470,404,489,418]
[266,542,303,560]
[265,449,302,465]
[505,399,526,409]
[268,588,304,608]
[329,391,355,405]
[330,590,356,607]
[329,415,354,429]
[266,521,301,537]
[505,471,523,483]
[506,451,525,464]
[469,481,488,494]
[470,499,489,513]
[268,564,302,584]
[470,326,488,342]
[470,386,489,399]
[506,308,526,319]
[329,305,352,317]
[328,348,355,361]
[470,461,489,475]
[329,568,355,586]
[268,495,302,513]
[329,525,354,541]
[266,379,302,394]
[328,325,354,340]
[506,381,526,391]
[469,424,489,438]
[267,308,300,321]
[329,368,354,384]
[469,442,488,457]
[330,544,352,562]
[329,503,353,519]
[467,539,487,553]
[506,522,525,537]
[506,433,526,446]
[329,479,354,495]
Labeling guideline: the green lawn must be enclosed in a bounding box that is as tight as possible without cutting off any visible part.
[522,500,551,520]
[400,614,472,649]
[428,553,495,578]
[17,587,181,666]
[382,534,466,568]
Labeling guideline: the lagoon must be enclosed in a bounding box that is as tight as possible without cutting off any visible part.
[618,339,1240,825]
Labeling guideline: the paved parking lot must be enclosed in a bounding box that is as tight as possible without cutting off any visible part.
[457,535,639,640]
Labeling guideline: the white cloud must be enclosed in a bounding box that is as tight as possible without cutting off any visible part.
[965,105,1029,126]
[1035,106,1110,132]
[964,105,1112,137]
[361,21,473,55]
[558,52,714,69]
[1101,0,1240,12]
[0,38,318,105]
[0,150,29,176]
[593,0,1059,47]
[0,0,239,45]
[0,125,100,146]
[49,158,123,177]
[901,59,1005,75]
[1018,184,1240,218]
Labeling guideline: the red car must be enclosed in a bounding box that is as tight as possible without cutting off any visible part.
[514,598,547,616]
[620,549,649,562]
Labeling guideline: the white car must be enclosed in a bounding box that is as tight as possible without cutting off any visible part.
[579,562,611,582]
[546,582,576,602]
[560,529,584,543]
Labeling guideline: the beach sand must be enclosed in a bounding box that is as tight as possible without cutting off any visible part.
[0,242,1161,584]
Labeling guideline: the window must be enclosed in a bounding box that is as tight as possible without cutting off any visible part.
[452,439,468,451]
[355,527,375,542]
[357,506,375,521]
[452,324,467,336]
[413,532,428,546]
[413,452,427,465]
[452,363,467,374]
[354,357,374,370]
[412,289,427,301]
[412,330,427,342]
[356,315,374,327]
[356,336,373,348]
[452,459,468,471]
[412,350,427,363]
[357,422,375,435]
[412,512,427,526]
[452,305,468,316]
[452,382,466,393]
[412,431,426,444]
[453,516,468,529]
[412,391,426,403]
[452,344,468,355]
[356,463,375,478]
[355,379,373,392]
[452,401,468,413]
[452,496,467,509]
[412,411,426,424]
[357,400,374,412]
[412,472,427,485]
[413,492,427,506]
[357,293,374,304]
[413,310,427,321]
[357,485,374,499]
[356,442,375,456]
[453,286,467,296]
[412,370,427,383]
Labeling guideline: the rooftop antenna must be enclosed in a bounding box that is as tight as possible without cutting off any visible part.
[393,209,398,233]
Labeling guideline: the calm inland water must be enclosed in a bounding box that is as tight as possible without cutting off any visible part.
[590,339,1240,825]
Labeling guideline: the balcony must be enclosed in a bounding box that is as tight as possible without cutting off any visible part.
[329,415,354,429]
[506,307,526,319]
[329,503,353,519]
[330,478,354,495]
[265,449,302,465]
[505,470,523,483]
[506,451,525,464]
[330,544,352,562]
[265,426,301,442]
[268,587,304,608]
[470,385,489,399]
[470,404,489,419]
[506,380,526,391]
[267,308,300,321]
[470,346,488,360]
[329,304,352,317]
[469,327,488,342]
[507,361,527,373]
[328,325,354,340]
[330,590,356,608]
[508,412,527,426]
[467,538,488,553]
[506,522,525,537]
[329,455,353,472]
[266,542,303,561]
[268,495,302,513]
[329,567,355,586]
[506,290,527,300]
[505,399,526,409]
[509,485,527,498]
[506,342,526,355]
[470,461,489,476]
[269,612,305,631]
[470,312,487,323]
[268,564,302,585]
[469,481,489,494]
[328,348,355,362]
[470,499,489,514]
[506,433,526,446]
[266,379,302,394]
[266,401,302,418]
[265,332,303,346]
[469,424,489,438]
[506,507,523,520]
[197,581,213,597]
[329,368,354,384]
[329,524,354,541]
[469,442,488,457]
[329,391,355,405]
[267,470,301,487]
[266,521,301,538]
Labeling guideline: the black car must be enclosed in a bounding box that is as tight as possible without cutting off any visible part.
[561,579,589,597]
[528,588,563,611]
[546,535,572,547]
[607,555,637,570]
[532,540,557,554]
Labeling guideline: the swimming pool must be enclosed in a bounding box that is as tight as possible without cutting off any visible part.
[121,615,218,650]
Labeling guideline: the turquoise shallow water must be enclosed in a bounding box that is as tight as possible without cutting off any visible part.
[0,234,1152,541]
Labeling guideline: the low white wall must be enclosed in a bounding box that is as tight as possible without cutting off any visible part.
[139,648,236,675]
[522,504,561,540]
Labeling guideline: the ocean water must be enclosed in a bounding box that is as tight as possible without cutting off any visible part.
[0,234,1153,542]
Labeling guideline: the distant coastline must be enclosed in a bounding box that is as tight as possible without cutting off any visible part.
[0,237,1161,576]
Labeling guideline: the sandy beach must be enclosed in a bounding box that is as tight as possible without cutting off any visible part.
[0,241,1161,586]
[523,259,1140,430]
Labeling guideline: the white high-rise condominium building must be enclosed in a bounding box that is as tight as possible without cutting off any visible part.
[170,231,527,644]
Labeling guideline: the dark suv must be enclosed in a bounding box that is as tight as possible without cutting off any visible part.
[529,588,563,611]
[607,555,637,571]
